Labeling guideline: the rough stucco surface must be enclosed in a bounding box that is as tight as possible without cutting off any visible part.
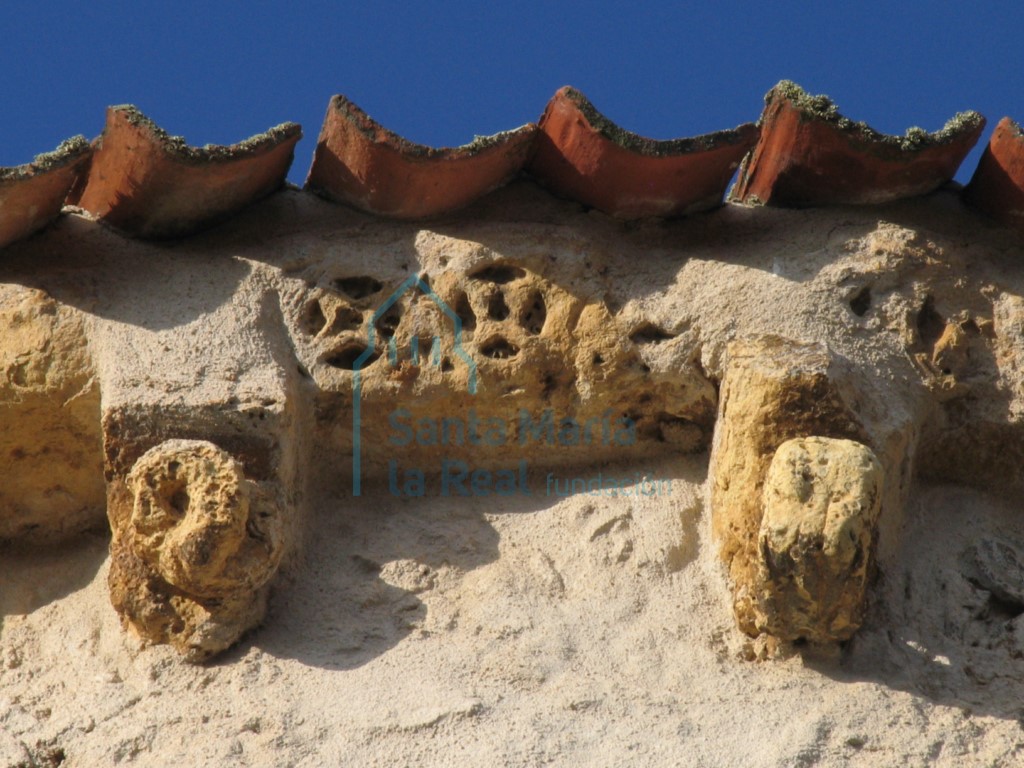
[3,182,1024,765]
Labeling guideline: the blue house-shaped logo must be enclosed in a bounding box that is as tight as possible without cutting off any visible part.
[352,274,478,496]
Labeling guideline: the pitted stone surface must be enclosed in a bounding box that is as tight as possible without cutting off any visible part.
[0,286,104,542]
[108,440,284,661]
[753,436,883,642]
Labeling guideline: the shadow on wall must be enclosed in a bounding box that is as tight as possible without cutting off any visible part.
[0,531,110,637]
[238,453,707,673]
[240,481,548,672]
[809,484,1024,723]
[0,212,252,333]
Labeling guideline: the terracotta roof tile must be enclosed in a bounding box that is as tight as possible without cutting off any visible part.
[68,106,301,238]
[963,117,1024,234]
[731,81,985,207]
[0,83,1013,246]
[0,137,91,249]
[528,87,759,218]
[305,95,537,218]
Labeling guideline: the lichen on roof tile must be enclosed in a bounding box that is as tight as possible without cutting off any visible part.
[69,106,302,238]
[0,136,91,182]
[326,94,532,160]
[766,80,984,151]
[559,86,757,157]
[528,85,759,219]
[306,94,537,218]
[0,137,92,249]
[104,104,301,163]
[732,79,985,207]
[1,81,1011,244]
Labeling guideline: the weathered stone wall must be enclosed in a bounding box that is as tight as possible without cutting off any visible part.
[2,183,1024,657]
[0,286,104,542]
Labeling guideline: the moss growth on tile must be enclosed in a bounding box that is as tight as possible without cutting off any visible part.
[463,126,536,154]
[330,94,534,158]
[0,136,91,182]
[767,80,984,151]
[1004,118,1024,140]
[109,105,300,162]
[561,87,757,156]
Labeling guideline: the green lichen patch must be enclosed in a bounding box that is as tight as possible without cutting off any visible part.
[330,94,533,158]
[0,135,91,182]
[766,80,985,151]
[110,105,301,162]
[560,87,757,156]
[1003,118,1024,140]
[462,126,536,154]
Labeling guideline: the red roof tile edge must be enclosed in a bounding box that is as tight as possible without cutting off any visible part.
[305,94,537,219]
[731,80,986,207]
[2,83,1017,249]
[68,106,302,238]
[528,86,759,218]
[0,137,92,249]
[963,117,1024,234]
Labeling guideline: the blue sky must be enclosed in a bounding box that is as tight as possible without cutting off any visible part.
[3,2,1022,184]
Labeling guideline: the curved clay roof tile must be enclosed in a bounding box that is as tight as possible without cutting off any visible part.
[731,80,985,207]
[963,117,1024,234]
[68,106,301,238]
[305,94,537,219]
[527,86,759,219]
[0,137,92,249]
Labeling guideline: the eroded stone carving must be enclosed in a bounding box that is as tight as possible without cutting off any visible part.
[281,252,717,477]
[754,437,883,642]
[107,440,285,661]
[2,191,1024,661]
[709,336,914,642]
